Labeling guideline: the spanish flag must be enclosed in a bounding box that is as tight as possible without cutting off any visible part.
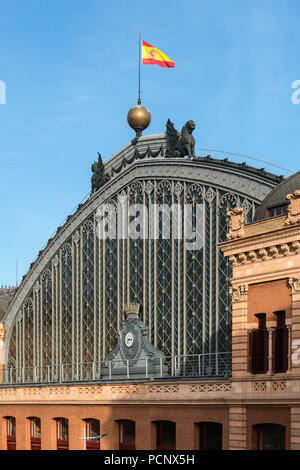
[142,40,175,68]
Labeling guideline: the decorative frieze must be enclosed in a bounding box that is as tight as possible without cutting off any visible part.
[77,386,102,394]
[146,384,179,394]
[48,387,71,395]
[271,381,286,392]
[110,385,138,394]
[23,387,43,396]
[189,383,231,393]
[0,388,16,396]
[227,241,299,267]
[252,382,266,392]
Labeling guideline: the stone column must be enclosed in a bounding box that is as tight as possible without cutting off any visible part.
[230,285,248,378]
[228,406,247,450]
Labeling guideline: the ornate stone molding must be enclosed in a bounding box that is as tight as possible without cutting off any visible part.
[110,385,138,394]
[146,384,179,394]
[289,277,300,293]
[229,285,248,302]
[286,190,300,225]
[189,383,231,393]
[227,207,245,240]
[227,240,299,267]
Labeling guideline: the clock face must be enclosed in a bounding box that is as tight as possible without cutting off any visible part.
[125,332,134,348]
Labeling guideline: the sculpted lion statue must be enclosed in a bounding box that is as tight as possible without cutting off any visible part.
[165,119,196,158]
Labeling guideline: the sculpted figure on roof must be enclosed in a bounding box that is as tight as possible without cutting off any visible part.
[91,152,106,194]
[165,119,196,158]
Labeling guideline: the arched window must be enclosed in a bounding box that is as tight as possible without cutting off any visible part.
[118,420,135,450]
[28,417,41,450]
[55,418,69,450]
[197,422,222,450]
[254,423,285,450]
[84,419,100,450]
[4,416,16,450]
[155,421,176,450]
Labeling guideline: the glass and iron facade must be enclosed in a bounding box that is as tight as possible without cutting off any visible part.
[2,134,281,383]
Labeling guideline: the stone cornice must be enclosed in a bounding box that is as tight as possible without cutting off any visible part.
[226,239,300,267]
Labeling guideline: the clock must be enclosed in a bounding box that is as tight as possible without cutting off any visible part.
[124,332,134,348]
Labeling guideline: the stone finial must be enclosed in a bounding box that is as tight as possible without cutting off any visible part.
[286,190,300,225]
[124,303,140,316]
[227,207,245,240]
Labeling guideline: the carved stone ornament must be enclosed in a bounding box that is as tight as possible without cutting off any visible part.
[286,190,300,225]
[101,304,168,380]
[0,322,4,340]
[229,285,248,302]
[289,277,300,293]
[227,207,245,240]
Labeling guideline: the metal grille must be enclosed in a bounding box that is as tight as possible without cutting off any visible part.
[6,179,258,381]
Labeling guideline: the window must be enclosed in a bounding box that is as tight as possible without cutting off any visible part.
[267,205,288,218]
[198,422,222,450]
[273,311,288,373]
[5,416,16,450]
[84,419,100,450]
[29,417,41,450]
[55,418,69,450]
[254,424,285,450]
[249,313,269,374]
[155,421,176,450]
[119,420,135,450]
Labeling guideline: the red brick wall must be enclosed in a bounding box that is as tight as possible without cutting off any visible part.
[248,279,291,324]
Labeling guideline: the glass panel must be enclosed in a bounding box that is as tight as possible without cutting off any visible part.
[31,418,41,438]
[120,421,135,445]
[157,421,175,449]
[199,422,222,450]
[57,418,69,440]
[257,424,285,450]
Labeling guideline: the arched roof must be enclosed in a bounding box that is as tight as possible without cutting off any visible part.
[3,133,282,338]
[254,170,300,221]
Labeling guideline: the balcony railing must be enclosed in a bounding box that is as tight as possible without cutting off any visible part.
[0,352,231,386]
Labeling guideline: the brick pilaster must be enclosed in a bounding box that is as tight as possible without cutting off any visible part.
[229,406,247,450]
[230,285,248,377]
[290,407,300,450]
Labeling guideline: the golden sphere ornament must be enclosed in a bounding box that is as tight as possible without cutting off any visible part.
[127,105,151,136]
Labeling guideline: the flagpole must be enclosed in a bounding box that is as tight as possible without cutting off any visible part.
[138,31,141,105]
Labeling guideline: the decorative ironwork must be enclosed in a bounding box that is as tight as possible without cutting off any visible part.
[4,137,278,382]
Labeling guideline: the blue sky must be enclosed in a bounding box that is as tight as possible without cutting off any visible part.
[0,0,300,285]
